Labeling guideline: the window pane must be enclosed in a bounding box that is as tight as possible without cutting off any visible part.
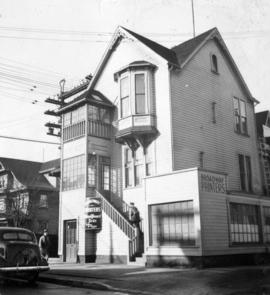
[240,100,246,117]
[135,74,145,94]
[120,77,129,98]
[135,164,143,185]
[121,97,129,118]
[238,154,246,191]
[136,94,146,114]
[230,203,260,244]
[150,201,195,246]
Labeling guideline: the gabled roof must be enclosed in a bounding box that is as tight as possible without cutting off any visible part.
[57,89,114,114]
[121,27,179,67]
[0,157,55,191]
[256,111,269,138]
[172,28,217,66]
[39,158,60,174]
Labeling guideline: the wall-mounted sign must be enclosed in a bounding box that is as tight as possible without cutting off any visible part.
[85,197,102,230]
[200,172,226,194]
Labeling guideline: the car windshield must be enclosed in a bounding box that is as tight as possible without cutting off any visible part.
[2,231,34,242]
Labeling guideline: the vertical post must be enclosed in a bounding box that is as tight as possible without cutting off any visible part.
[191,0,196,37]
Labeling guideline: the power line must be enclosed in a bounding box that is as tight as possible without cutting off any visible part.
[0,134,59,145]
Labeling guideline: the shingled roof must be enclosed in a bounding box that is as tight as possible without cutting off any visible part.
[0,157,56,191]
[171,28,217,66]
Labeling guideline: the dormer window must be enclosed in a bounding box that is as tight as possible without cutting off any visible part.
[211,53,218,73]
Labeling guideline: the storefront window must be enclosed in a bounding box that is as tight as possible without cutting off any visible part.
[229,202,260,244]
[149,200,195,246]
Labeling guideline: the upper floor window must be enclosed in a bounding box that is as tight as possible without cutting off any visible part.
[62,155,85,191]
[88,105,110,124]
[211,54,218,73]
[134,148,143,186]
[115,61,156,120]
[234,97,248,135]
[238,154,252,192]
[88,154,97,187]
[124,148,133,188]
[135,74,146,114]
[63,106,85,127]
[120,76,130,118]
[39,194,48,208]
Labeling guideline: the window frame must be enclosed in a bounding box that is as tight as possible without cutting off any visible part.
[229,202,261,245]
[149,200,196,247]
[210,53,218,74]
[120,75,130,118]
[134,72,148,115]
[238,154,252,192]
[39,194,48,208]
[233,97,248,135]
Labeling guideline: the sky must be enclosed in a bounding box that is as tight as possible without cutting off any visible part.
[0,0,269,162]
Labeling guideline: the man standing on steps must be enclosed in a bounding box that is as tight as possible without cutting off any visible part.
[129,202,142,254]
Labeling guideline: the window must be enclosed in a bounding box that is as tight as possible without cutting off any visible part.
[102,165,110,191]
[211,54,218,73]
[62,155,85,191]
[238,154,252,192]
[229,202,260,244]
[0,174,8,189]
[146,145,154,176]
[39,194,48,208]
[233,97,248,134]
[135,74,146,114]
[13,192,29,214]
[263,207,270,243]
[134,148,143,186]
[124,148,133,187]
[88,154,97,187]
[149,201,195,246]
[88,105,110,123]
[120,77,130,118]
[38,220,48,234]
[211,102,216,123]
[63,106,85,127]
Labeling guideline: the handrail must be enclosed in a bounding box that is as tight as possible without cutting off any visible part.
[96,190,135,240]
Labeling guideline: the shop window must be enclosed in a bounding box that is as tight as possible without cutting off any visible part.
[238,154,252,192]
[149,200,195,246]
[211,54,218,73]
[229,202,260,244]
[88,154,97,187]
[62,155,85,191]
[264,206,270,243]
[39,194,48,208]
[233,97,248,135]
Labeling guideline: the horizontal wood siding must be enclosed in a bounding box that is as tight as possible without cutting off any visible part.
[170,39,262,193]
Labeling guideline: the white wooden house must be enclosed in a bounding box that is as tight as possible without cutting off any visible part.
[56,27,270,266]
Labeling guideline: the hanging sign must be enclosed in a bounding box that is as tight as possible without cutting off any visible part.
[85,197,102,230]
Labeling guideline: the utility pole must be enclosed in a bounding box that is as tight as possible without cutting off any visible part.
[191,0,196,37]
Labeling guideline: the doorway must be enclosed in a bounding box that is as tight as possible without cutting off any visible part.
[64,219,77,263]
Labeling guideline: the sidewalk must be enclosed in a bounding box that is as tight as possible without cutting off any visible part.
[39,262,270,295]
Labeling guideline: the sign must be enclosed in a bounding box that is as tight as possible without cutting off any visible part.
[85,197,102,230]
[200,172,226,194]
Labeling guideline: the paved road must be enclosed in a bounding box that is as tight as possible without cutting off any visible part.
[0,280,130,295]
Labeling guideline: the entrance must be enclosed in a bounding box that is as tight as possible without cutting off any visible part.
[64,220,77,263]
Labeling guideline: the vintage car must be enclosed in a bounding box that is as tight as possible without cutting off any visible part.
[0,227,49,283]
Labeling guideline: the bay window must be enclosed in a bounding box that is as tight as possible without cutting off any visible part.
[135,73,147,114]
[120,76,130,118]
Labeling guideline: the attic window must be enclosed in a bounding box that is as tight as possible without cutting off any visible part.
[211,54,218,73]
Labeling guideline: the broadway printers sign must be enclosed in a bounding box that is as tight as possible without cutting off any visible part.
[200,171,227,194]
[85,197,102,230]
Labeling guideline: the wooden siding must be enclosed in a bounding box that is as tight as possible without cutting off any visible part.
[170,39,262,194]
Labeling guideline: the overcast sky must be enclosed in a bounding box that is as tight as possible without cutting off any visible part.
[0,0,269,162]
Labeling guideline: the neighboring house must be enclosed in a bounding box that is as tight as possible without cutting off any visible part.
[256,111,270,196]
[0,157,59,257]
[54,26,270,266]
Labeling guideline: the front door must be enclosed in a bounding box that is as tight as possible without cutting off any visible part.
[65,220,77,263]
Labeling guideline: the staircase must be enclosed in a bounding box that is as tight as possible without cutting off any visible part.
[95,190,144,263]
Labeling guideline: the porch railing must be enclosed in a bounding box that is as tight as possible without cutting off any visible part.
[63,121,85,142]
[88,120,111,139]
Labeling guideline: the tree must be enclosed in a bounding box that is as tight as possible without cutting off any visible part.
[5,191,36,229]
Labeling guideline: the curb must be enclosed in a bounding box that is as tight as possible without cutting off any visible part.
[38,275,153,295]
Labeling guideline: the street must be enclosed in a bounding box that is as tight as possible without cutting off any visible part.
[0,280,129,295]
